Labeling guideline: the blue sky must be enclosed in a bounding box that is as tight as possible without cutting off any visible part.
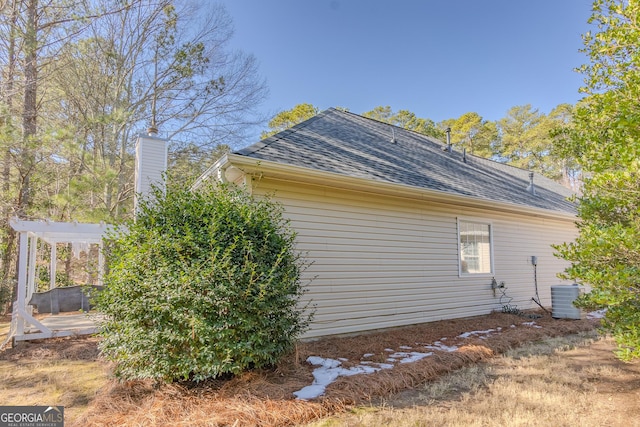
[220,0,593,128]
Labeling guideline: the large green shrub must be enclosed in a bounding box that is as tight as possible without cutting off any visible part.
[96,182,312,382]
[554,0,640,361]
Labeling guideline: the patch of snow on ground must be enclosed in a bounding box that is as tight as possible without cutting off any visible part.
[587,309,606,319]
[387,351,433,363]
[307,356,340,368]
[424,341,458,352]
[399,352,432,363]
[359,361,394,369]
[293,384,326,400]
[293,356,393,400]
[458,328,497,339]
[399,345,413,349]
[522,321,542,329]
[362,353,374,358]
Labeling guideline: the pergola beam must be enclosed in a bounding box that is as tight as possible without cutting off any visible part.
[9,218,110,234]
[10,219,111,244]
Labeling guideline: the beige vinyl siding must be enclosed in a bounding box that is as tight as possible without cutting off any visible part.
[251,177,577,338]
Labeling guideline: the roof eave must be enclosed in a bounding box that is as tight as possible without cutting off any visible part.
[191,153,232,190]
[215,154,577,221]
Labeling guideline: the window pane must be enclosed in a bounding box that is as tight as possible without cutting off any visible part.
[459,221,492,274]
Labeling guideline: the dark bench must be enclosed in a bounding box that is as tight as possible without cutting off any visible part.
[28,285,104,314]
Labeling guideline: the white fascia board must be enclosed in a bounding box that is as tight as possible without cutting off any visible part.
[224,154,577,221]
[191,153,232,190]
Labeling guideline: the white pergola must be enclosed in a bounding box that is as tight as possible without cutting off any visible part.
[7,218,112,342]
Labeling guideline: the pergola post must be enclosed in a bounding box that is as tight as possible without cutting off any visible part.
[26,235,37,314]
[50,242,57,290]
[25,234,38,302]
[13,229,51,339]
[15,231,28,337]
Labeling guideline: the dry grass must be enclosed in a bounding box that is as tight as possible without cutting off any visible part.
[0,322,9,337]
[306,333,640,427]
[0,336,107,424]
[0,314,11,344]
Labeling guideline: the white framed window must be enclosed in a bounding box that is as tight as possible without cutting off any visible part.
[457,218,493,276]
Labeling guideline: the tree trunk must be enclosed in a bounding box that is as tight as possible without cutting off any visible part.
[1,0,19,312]
[19,0,38,218]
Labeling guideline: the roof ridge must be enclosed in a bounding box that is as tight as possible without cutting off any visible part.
[239,108,560,182]
[332,109,548,178]
[235,109,332,156]
[463,150,530,174]
[339,108,559,184]
[323,109,532,190]
[335,108,445,147]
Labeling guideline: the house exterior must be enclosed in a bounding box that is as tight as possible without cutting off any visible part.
[198,108,578,338]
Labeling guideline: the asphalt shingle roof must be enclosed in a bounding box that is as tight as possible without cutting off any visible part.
[235,108,576,215]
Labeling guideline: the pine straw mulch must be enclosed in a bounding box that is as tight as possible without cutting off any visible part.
[56,310,599,427]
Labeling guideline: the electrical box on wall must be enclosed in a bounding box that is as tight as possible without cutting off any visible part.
[531,256,537,266]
